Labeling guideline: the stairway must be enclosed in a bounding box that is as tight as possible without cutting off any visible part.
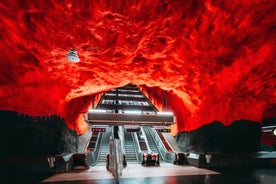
[124,132,137,163]
[97,127,112,165]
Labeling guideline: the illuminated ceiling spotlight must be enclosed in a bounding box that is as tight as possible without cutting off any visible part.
[88,109,106,113]
[67,49,80,62]
[124,110,142,114]
[273,128,276,136]
[157,112,173,115]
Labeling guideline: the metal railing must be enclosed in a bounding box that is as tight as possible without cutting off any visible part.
[107,138,123,184]
[132,132,144,163]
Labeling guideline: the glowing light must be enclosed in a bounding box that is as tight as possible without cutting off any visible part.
[88,109,106,113]
[273,129,276,136]
[157,112,173,115]
[124,111,142,114]
[67,49,80,62]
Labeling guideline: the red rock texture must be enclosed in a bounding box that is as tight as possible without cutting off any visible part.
[0,0,275,134]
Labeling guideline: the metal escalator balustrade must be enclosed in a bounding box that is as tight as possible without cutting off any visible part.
[161,131,183,153]
[156,130,173,152]
[86,152,93,166]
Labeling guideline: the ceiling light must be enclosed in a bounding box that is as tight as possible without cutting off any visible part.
[67,49,80,62]
[273,128,276,136]
[88,109,106,113]
[157,112,173,115]
[124,111,142,114]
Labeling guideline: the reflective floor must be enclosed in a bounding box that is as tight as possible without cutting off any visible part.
[2,164,276,184]
[44,163,276,184]
[43,163,218,183]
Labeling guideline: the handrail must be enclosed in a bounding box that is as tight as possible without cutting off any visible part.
[140,127,151,152]
[132,132,143,163]
[146,127,175,163]
[94,132,104,165]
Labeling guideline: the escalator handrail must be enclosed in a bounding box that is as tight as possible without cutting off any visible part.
[140,126,152,152]
[132,132,143,163]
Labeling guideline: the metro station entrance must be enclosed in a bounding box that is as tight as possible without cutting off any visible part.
[42,84,276,184]
[83,84,182,183]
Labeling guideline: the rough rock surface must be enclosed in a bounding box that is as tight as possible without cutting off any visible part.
[0,111,78,159]
[0,1,275,133]
[176,120,261,153]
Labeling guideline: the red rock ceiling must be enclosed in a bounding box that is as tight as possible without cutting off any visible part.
[0,0,275,134]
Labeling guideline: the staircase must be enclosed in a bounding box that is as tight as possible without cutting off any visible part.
[124,132,137,163]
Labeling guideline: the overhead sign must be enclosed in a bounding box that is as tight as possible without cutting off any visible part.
[156,128,171,133]
[92,128,106,132]
[126,128,140,132]
[153,126,171,133]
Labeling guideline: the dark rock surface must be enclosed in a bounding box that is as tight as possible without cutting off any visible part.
[0,110,78,160]
[176,120,261,153]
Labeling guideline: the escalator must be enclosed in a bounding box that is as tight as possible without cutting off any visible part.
[142,126,160,155]
[124,132,137,163]
[85,84,176,168]
[97,127,112,165]
[143,126,183,163]
[86,132,102,166]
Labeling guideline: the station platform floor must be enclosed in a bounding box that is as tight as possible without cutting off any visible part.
[40,163,275,184]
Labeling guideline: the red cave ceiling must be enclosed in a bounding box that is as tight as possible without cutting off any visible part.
[0,0,275,134]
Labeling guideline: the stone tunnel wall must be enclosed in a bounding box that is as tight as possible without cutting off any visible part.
[0,110,265,159]
[0,110,80,160]
[176,120,262,153]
